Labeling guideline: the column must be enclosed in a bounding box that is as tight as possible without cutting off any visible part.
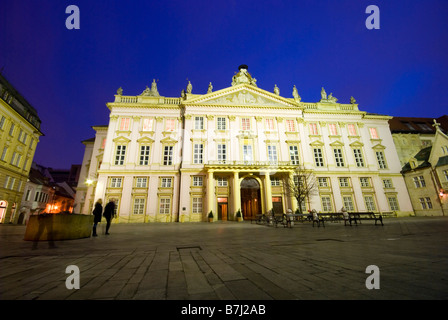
[289,171,298,212]
[233,171,241,219]
[207,171,214,216]
[265,171,273,212]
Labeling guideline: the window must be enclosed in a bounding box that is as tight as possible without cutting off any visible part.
[9,123,15,136]
[360,177,370,187]
[139,145,151,165]
[383,179,393,188]
[11,152,21,167]
[135,177,147,188]
[192,197,203,214]
[328,123,338,136]
[369,128,379,139]
[267,145,278,163]
[289,146,300,165]
[343,196,355,211]
[387,196,399,211]
[163,146,173,165]
[161,177,172,188]
[286,119,296,132]
[18,129,27,143]
[265,118,275,130]
[241,118,251,130]
[115,145,126,165]
[413,176,426,188]
[217,117,226,130]
[321,196,333,212]
[376,151,387,169]
[193,176,203,186]
[101,138,107,149]
[25,189,31,201]
[133,198,145,215]
[318,177,328,187]
[443,170,448,181]
[165,119,175,131]
[193,143,203,164]
[142,118,153,131]
[1,147,7,161]
[271,177,281,186]
[364,196,376,211]
[159,198,171,214]
[217,144,227,163]
[333,149,345,167]
[313,148,324,167]
[110,177,123,188]
[347,124,357,136]
[419,197,433,209]
[34,191,40,202]
[309,123,318,135]
[339,178,350,187]
[416,122,432,131]
[353,149,364,167]
[243,144,253,163]
[194,116,204,130]
[112,199,120,216]
[119,118,130,131]
[217,177,228,187]
[0,116,5,130]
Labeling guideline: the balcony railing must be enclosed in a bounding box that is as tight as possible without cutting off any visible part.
[207,160,295,167]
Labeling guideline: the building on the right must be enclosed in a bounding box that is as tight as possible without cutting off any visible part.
[400,119,448,216]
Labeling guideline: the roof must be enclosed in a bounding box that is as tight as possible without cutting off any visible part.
[389,115,448,134]
[401,146,432,173]
[436,155,448,167]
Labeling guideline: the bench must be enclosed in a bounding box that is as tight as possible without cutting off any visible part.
[285,213,324,228]
[344,212,383,226]
[251,214,269,225]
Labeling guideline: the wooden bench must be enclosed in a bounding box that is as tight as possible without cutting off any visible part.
[285,213,324,228]
[345,212,384,226]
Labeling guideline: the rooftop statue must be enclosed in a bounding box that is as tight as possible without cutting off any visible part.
[320,87,327,100]
[116,87,123,96]
[141,79,160,97]
[207,82,213,94]
[328,93,338,103]
[292,85,301,101]
[274,84,280,95]
[350,96,357,104]
[186,81,193,94]
[232,65,257,87]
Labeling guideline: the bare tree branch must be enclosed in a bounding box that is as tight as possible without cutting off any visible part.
[282,165,318,214]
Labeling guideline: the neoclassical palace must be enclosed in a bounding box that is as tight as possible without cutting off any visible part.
[74,66,413,222]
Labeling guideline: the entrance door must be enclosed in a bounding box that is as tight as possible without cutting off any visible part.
[240,178,261,220]
[217,197,228,221]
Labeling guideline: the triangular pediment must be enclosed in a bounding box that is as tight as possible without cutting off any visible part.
[184,84,299,108]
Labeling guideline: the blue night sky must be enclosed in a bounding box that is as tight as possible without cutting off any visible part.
[1,0,447,169]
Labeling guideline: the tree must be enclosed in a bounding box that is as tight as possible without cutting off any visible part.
[282,165,318,214]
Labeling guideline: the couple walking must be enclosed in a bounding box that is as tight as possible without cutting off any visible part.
[92,199,116,236]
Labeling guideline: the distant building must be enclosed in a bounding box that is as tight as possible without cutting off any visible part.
[0,74,43,223]
[401,121,448,216]
[75,66,413,222]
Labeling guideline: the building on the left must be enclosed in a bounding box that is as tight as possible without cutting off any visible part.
[0,74,43,223]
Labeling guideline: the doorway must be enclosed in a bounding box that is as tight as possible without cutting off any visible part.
[217,197,228,221]
[240,178,261,220]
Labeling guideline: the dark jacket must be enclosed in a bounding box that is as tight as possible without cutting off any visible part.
[92,202,103,223]
[103,201,115,220]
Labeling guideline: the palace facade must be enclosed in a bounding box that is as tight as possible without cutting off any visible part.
[74,66,413,222]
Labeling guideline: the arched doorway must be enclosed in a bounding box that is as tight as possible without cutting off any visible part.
[0,200,8,224]
[240,178,261,220]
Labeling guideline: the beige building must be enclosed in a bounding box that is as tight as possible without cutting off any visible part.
[0,74,43,223]
[75,66,413,222]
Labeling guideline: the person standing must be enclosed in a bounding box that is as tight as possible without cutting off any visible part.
[92,199,103,237]
[103,199,116,235]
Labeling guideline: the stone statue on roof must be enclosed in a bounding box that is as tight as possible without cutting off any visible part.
[292,85,301,101]
[232,65,257,87]
[186,81,193,94]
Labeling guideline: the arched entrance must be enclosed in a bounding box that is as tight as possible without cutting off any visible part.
[240,178,261,220]
[0,200,8,224]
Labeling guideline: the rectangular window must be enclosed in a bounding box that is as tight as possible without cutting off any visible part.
[9,123,15,136]
[217,177,228,187]
[286,119,296,132]
[289,146,300,165]
[268,145,278,163]
[413,176,426,188]
[25,189,31,201]
[193,143,203,164]
[142,118,153,131]
[265,118,275,130]
[165,119,175,131]
[161,177,172,188]
[425,197,433,209]
[271,177,281,186]
[159,198,171,214]
[309,123,318,135]
[314,148,324,167]
[194,116,204,130]
[135,177,147,188]
[328,123,338,136]
[193,176,203,186]
[243,144,253,162]
[387,196,399,211]
[339,177,350,187]
[383,179,393,188]
[10,152,16,165]
[217,144,227,163]
[192,197,203,214]
[0,116,5,130]
[110,177,122,188]
[369,127,379,139]
[115,145,126,165]
[217,117,226,130]
[133,198,145,215]
[333,149,345,167]
[444,170,448,181]
[119,118,130,131]
[364,196,376,211]
[318,177,328,187]
[241,118,251,130]
[343,196,355,211]
[1,147,7,161]
[376,151,387,169]
[347,124,357,136]
[353,149,365,167]
[163,146,173,165]
[360,177,370,187]
[321,196,333,212]
[419,197,433,209]
[139,145,150,165]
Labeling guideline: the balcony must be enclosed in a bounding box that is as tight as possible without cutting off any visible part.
[206,160,296,171]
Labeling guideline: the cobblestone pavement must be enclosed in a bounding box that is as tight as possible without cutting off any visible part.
[0,216,447,302]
